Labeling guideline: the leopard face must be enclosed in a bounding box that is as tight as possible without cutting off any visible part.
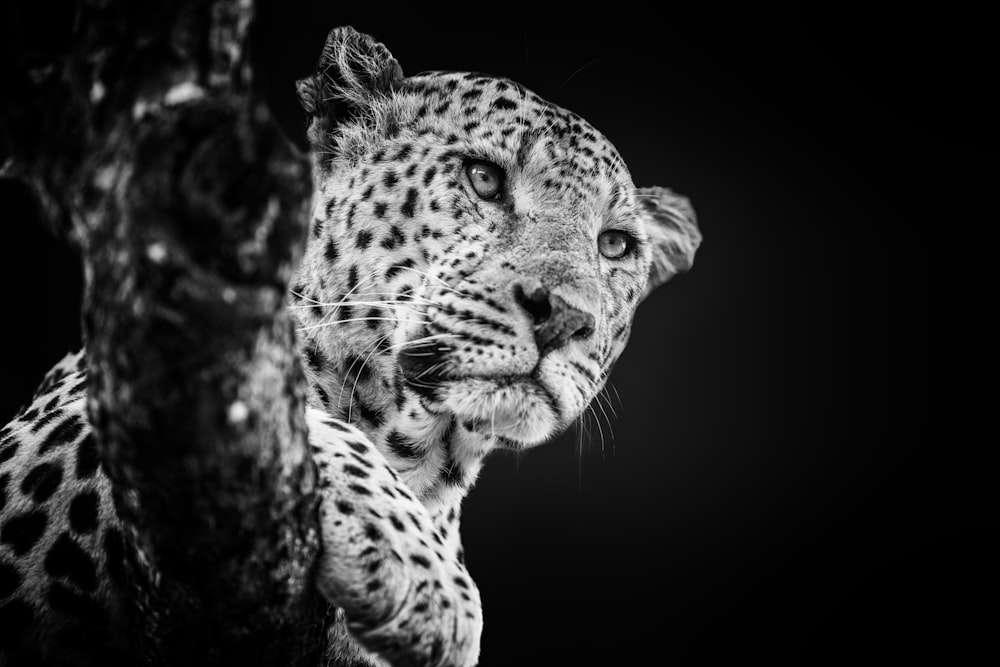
[293,28,701,498]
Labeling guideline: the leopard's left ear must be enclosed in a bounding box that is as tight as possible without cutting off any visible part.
[637,186,702,300]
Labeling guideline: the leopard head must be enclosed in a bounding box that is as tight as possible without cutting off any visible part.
[292,27,700,482]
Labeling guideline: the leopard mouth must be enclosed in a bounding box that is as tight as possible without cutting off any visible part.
[397,338,454,397]
[397,342,559,445]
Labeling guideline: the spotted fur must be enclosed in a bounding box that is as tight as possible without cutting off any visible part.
[1,26,700,667]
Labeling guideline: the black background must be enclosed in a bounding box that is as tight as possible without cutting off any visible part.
[1,3,990,665]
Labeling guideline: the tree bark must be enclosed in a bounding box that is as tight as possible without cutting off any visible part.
[1,0,327,664]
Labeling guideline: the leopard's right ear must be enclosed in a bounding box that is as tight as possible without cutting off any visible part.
[296,27,403,158]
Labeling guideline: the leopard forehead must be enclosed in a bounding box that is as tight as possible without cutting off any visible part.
[334,70,635,203]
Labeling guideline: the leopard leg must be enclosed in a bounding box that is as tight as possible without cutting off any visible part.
[307,408,483,667]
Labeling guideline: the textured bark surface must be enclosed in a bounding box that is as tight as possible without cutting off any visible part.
[1,0,327,664]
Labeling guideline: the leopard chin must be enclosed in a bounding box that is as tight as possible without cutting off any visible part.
[437,376,560,447]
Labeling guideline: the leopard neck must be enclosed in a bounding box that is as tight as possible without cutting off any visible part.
[304,368,495,511]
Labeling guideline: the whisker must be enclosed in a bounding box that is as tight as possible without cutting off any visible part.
[347,333,390,423]
[415,361,446,382]
[289,302,432,321]
[593,391,616,445]
[402,378,438,390]
[302,304,431,320]
[390,333,459,350]
[560,57,602,89]
[288,298,435,310]
[577,409,593,459]
[290,289,439,304]
[294,266,385,332]
[589,403,606,457]
[599,387,619,420]
[575,412,589,490]
[388,334,457,357]
[607,381,624,412]
[337,346,373,410]
[296,316,430,332]
[392,266,463,296]
[490,402,497,443]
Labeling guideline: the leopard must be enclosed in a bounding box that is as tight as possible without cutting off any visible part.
[0,25,701,667]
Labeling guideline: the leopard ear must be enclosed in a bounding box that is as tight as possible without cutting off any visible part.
[296,27,404,158]
[636,186,702,300]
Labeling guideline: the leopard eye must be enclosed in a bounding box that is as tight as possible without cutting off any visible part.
[598,230,634,259]
[465,160,503,199]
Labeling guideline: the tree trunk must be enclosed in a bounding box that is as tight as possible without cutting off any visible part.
[1,0,327,663]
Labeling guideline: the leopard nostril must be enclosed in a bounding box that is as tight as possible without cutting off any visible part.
[534,294,596,356]
[513,284,552,324]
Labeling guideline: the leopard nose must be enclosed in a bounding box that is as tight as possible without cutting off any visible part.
[513,284,596,355]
